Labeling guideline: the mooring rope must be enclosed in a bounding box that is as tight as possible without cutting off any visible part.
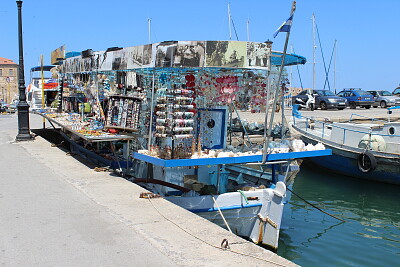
[287,187,347,222]
[146,197,288,267]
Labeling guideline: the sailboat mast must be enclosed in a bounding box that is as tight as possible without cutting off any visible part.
[312,13,316,92]
[263,1,297,164]
[334,39,337,94]
[247,18,250,42]
[228,2,232,40]
[147,17,151,44]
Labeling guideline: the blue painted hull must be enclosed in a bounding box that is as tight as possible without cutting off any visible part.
[294,126,400,185]
[305,152,400,185]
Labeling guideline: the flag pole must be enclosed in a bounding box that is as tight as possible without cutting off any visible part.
[262,1,296,164]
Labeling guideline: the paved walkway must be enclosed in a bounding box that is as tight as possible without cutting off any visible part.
[0,113,295,267]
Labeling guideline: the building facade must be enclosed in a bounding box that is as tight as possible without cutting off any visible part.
[0,57,19,103]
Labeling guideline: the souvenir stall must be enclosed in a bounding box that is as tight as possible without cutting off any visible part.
[56,40,330,250]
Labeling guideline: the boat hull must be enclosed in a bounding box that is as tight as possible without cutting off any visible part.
[293,125,400,185]
[166,184,286,250]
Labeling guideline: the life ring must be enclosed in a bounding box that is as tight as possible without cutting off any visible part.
[357,151,377,173]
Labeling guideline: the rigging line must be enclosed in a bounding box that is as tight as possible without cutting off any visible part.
[286,187,347,223]
[323,41,337,90]
[293,49,304,90]
[315,23,331,90]
[230,17,240,41]
[146,197,287,266]
[296,65,304,90]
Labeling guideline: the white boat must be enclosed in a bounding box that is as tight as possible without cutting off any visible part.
[27,65,59,110]
[166,181,287,249]
[132,148,330,251]
[291,108,400,185]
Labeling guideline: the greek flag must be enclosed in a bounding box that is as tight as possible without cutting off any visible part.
[273,15,293,38]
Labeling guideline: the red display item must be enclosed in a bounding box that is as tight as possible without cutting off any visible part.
[107,128,119,134]
[43,82,58,89]
[185,74,195,82]
[186,81,195,88]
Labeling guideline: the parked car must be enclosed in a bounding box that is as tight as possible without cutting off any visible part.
[0,103,6,113]
[5,104,17,113]
[336,89,374,109]
[292,90,347,110]
[366,90,400,108]
[0,102,16,113]
[392,86,400,96]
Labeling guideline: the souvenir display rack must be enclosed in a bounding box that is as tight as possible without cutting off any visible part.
[33,111,135,142]
[153,73,197,159]
[105,95,142,132]
[57,40,309,163]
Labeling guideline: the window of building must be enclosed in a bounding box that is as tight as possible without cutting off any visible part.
[9,69,13,76]
[0,69,2,76]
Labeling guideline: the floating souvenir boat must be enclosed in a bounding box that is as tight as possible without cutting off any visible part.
[291,107,400,185]
[43,34,332,251]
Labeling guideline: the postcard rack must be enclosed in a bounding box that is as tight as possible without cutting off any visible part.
[105,95,142,131]
[153,80,197,159]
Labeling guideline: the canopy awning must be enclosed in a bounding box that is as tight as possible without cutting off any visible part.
[271,52,306,66]
[30,65,55,72]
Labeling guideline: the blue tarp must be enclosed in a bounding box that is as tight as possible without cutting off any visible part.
[271,52,307,66]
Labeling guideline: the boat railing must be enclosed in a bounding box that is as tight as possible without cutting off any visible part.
[294,115,400,153]
[349,113,388,123]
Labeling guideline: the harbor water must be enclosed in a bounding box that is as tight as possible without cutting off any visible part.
[277,164,400,266]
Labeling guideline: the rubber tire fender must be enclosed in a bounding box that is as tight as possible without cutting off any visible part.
[357,151,377,173]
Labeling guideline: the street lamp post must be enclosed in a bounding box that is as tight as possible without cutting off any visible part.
[16,0,32,141]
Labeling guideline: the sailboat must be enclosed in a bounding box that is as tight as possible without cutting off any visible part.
[291,15,400,185]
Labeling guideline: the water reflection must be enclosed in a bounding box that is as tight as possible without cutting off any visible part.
[278,165,400,267]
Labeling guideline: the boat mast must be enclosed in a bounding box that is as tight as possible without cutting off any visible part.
[312,13,316,92]
[228,2,232,40]
[263,1,296,164]
[246,17,250,42]
[147,17,151,43]
[334,39,337,94]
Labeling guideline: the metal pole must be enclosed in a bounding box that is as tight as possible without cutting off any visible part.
[263,1,296,163]
[334,40,337,94]
[262,42,272,155]
[246,18,250,42]
[147,17,151,44]
[40,55,45,128]
[7,81,11,103]
[281,81,286,138]
[227,2,232,40]
[312,13,316,92]
[147,72,156,149]
[40,55,45,110]
[16,0,32,141]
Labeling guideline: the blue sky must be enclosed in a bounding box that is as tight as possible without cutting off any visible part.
[1,0,399,91]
